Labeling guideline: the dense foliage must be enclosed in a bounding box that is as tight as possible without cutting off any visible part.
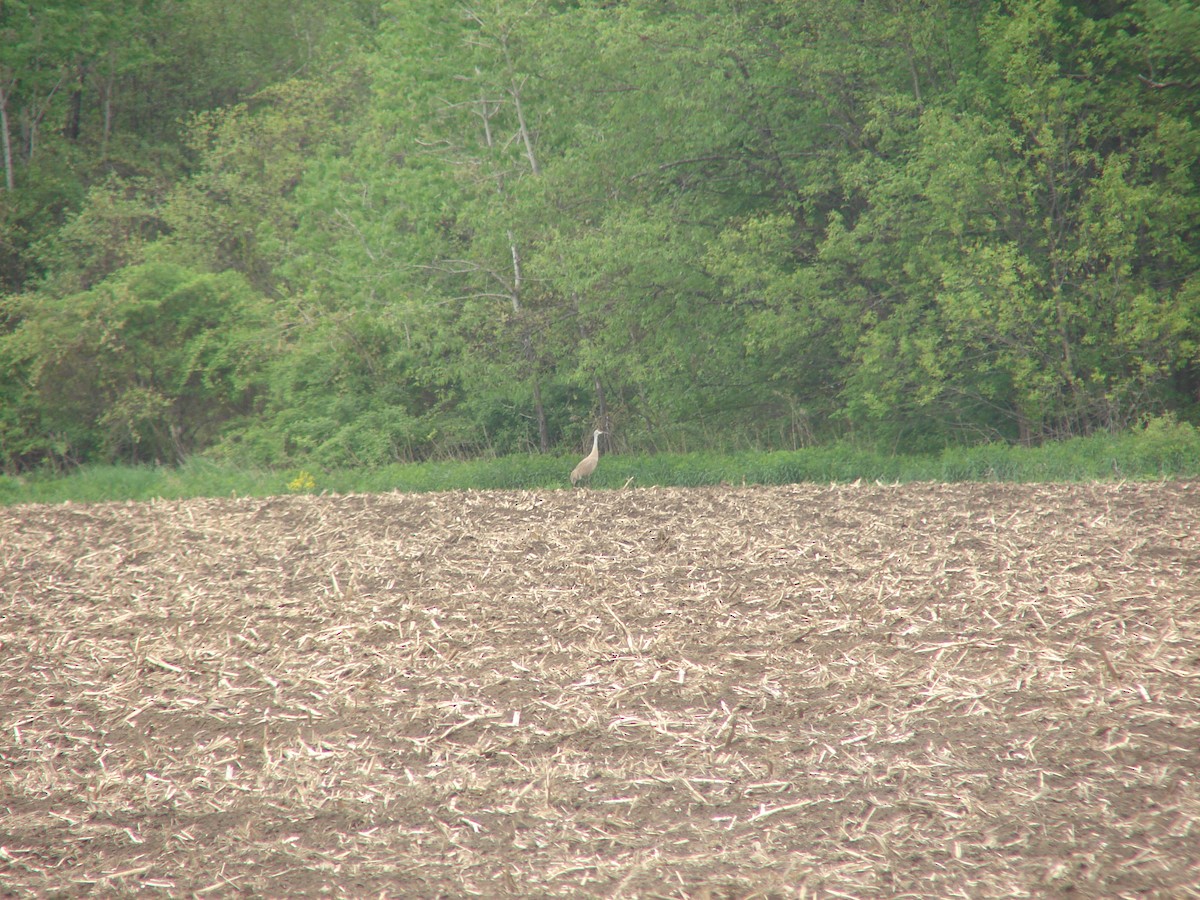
[1,0,1197,470]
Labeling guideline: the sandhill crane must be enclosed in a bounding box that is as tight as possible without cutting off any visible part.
[570,429,606,487]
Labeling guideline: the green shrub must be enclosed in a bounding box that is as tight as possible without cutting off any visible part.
[0,264,269,470]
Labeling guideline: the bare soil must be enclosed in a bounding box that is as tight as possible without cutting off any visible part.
[1,482,1198,898]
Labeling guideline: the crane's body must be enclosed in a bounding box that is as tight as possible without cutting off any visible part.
[570,430,606,486]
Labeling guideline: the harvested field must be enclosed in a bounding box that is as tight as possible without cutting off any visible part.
[1,482,1199,898]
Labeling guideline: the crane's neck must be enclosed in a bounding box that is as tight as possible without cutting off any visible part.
[592,431,601,453]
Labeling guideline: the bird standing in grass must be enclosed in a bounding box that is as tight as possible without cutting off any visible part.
[571,430,606,487]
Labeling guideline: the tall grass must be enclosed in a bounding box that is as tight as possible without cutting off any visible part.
[2,420,1197,506]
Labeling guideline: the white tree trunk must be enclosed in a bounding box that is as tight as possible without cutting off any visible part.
[0,83,14,191]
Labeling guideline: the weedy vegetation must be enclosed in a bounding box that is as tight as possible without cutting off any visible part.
[2,421,1199,507]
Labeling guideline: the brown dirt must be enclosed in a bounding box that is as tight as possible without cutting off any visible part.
[1,482,1198,898]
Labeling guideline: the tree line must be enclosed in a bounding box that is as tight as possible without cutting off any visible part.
[1,0,1197,471]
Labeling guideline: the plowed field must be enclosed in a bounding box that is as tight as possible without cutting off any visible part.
[2,483,1199,898]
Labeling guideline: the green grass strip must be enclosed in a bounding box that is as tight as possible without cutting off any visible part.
[3,421,1197,506]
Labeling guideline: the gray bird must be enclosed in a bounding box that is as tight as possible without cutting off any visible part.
[570,430,606,486]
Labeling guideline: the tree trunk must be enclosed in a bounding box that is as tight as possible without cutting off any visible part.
[0,84,13,191]
[64,64,84,141]
[500,32,540,177]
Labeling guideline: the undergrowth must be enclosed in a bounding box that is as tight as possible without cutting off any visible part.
[2,420,1197,506]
